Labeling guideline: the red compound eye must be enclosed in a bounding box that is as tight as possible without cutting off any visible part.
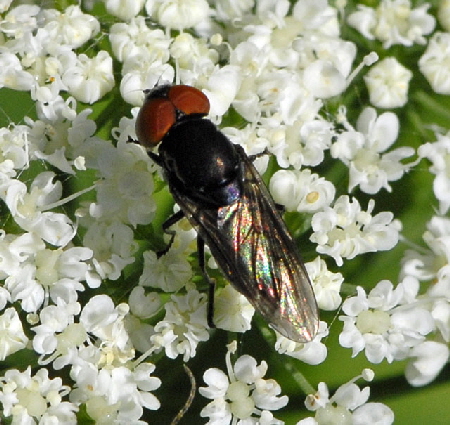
[135,98,176,147]
[168,85,210,116]
[135,85,210,148]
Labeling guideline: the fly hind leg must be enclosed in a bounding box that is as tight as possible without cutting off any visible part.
[160,214,216,329]
[197,236,216,329]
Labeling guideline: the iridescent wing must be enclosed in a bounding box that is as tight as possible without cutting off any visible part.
[168,145,319,343]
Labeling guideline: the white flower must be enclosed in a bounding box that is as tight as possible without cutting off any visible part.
[253,72,320,127]
[110,17,171,64]
[419,32,450,95]
[223,124,270,173]
[128,286,162,319]
[90,139,156,227]
[0,367,78,424]
[295,36,356,87]
[0,124,30,176]
[298,370,394,425]
[275,76,316,127]
[0,286,10,310]
[401,216,450,281]
[331,107,415,194]
[305,257,343,311]
[439,0,450,30]
[85,134,156,226]
[0,233,47,312]
[3,241,93,313]
[5,263,44,312]
[347,0,435,48]
[310,196,400,266]
[0,4,40,37]
[346,4,377,40]
[40,5,100,49]
[269,169,335,213]
[79,295,135,366]
[303,60,347,99]
[231,79,263,124]
[25,105,83,175]
[61,51,115,104]
[70,362,161,423]
[32,300,85,369]
[364,57,413,108]
[36,246,93,301]
[146,0,210,29]
[229,41,269,79]
[202,65,241,117]
[214,0,253,21]
[213,285,255,333]
[125,314,155,353]
[0,51,35,90]
[0,0,13,13]
[0,231,41,278]
[138,249,192,292]
[405,341,449,387]
[151,289,210,361]
[275,320,328,365]
[270,118,334,170]
[200,342,288,424]
[431,298,450,343]
[0,307,29,360]
[104,0,145,21]
[419,133,450,214]
[292,0,339,36]
[120,56,175,106]
[171,32,218,71]
[0,172,76,246]
[81,219,136,280]
[400,215,450,345]
[26,99,98,174]
[339,279,434,364]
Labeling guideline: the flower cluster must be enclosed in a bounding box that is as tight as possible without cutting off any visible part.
[0,0,449,423]
[310,195,401,266]
[347,0,435,48]
[199,341,289,424]
[298,369,394,425]
[331,107,415,193]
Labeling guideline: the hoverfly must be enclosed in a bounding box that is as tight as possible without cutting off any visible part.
[134,84,318,342]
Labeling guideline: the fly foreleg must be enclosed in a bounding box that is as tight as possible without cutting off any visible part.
[158,210,185,258]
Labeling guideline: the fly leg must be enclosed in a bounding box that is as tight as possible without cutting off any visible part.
[127,138,164,166]
[197,236,216,329]
[248,149,285,213]
[158,210,185,257]
[160,212,216,329]
[248,148,269,162]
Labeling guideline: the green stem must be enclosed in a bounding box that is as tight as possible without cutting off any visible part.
[340,283,358,296]
[284,362,315,395]
[412,90,450,124]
